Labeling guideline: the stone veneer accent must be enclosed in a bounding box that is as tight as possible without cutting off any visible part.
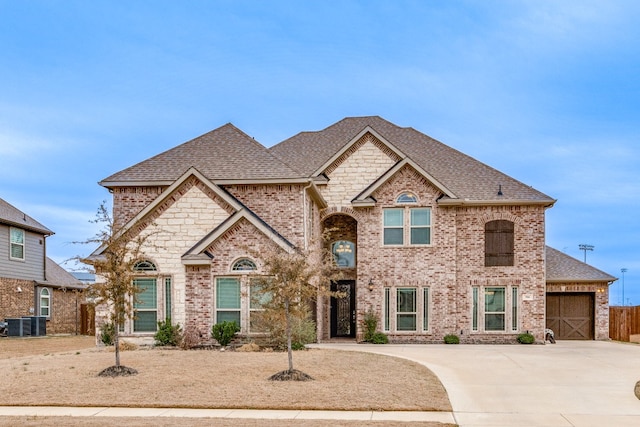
[321,134,397,207]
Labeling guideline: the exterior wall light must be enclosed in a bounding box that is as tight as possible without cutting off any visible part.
[368,278,374,292]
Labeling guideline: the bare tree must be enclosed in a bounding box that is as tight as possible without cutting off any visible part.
[78,203,156,377]
[249,239,341,381]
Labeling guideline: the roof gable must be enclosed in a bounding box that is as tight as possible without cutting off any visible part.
[90,167,241,258]
[100,123,303,187]
[270,116,556,205]
[182,210,295,264]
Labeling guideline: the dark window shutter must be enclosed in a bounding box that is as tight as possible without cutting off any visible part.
[485,220,514,266]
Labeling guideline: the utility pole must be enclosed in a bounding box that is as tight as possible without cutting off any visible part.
[621,268,627,306]
[578,244,594,263]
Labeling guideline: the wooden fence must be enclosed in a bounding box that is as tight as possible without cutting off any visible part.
[609,305,640,342]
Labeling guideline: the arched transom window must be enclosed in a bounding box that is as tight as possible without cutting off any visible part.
[396,192,418,204]
[134,260,157,272]
[232,258,257,271]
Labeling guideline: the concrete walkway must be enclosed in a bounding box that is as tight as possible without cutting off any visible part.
[314,341,640,426]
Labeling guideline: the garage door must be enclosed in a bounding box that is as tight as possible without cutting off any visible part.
[546,293,594,340]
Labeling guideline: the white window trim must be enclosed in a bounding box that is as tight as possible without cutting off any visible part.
[383,286,431,334]
[9,227,25,261]
[39,287,51,318]
[471,285,520,333]
[382,207,432,247]
[215,275,270,335]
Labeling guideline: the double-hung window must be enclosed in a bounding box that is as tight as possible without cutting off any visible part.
[216,277,241,324]
[472,286,518,332]
[383,207,431,246]
[10,228,25,260]
[40,288,50,317]
[397,288,417,331]
[133,278,158,332]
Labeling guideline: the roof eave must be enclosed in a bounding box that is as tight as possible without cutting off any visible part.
[100,178,310,188]
[438,198,557,207]
[547,278,617,284]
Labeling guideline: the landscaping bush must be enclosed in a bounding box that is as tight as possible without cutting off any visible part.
[370,332,389,344]
[154,318,182,346]
[211,320,240,347]
[362,309,378,342]
[256,309,317,351]
[517,332,535,344]
[443,334,460,344]
[100,322,115,346]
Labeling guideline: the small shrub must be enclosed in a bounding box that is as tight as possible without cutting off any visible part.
[212,321,240,347]
[444,334,460,344]
[517,333,535,344]
[362,309,378,342]
[370,332,389,344]
[256,309,317,351]
[180,326,200,350]
[100,322,115,346]
[154,318,183,346]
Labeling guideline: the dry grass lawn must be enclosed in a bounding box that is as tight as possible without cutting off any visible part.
[0,336,454,426]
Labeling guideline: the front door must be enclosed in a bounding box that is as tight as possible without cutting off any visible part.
[330,280,356,338]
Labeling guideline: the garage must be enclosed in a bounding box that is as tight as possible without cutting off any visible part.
[546,293,594,340]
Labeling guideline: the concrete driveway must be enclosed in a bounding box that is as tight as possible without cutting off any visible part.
[314,341,640,427]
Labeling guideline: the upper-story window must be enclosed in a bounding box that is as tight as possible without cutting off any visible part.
[383,207,431,246]
[232,258,257,271]
[332,240,355,268]
[10,227,25,260]
[485,220,514,266]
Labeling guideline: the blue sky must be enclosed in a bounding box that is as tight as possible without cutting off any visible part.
[1,1,638,305]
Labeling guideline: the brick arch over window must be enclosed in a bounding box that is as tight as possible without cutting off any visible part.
[485,220,514,267]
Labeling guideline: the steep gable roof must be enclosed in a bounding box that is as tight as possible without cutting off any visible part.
[270,116,555,204]
[0,197,53,235]
[546,246,616,283]
[100,123,303,187]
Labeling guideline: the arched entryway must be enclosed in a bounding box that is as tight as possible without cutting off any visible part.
[322,213,358,339]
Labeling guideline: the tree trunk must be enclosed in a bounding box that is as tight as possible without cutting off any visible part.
[285,299,293,372]
[114,320,121,367]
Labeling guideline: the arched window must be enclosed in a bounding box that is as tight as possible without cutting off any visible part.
[40,288,50,317]
[133,260,157,272]
[232,258,257,271]
[485,220,514,266]
[396,192,418,204]
[332,240,356,268]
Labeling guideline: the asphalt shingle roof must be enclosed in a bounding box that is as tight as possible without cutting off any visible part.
[41,258,86,290]
[100,123,302,185]
[270,116,554,202]
[0,198,53,235]
[101,116,554,203]
[546,246,616,283]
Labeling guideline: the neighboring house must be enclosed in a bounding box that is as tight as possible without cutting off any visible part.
[0,197,88,334]
[91,116,616,343]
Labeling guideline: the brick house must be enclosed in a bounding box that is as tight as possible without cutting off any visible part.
[1,197,88,334]
[91,116,615,343]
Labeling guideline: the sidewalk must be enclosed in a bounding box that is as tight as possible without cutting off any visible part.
[0,405,455,423]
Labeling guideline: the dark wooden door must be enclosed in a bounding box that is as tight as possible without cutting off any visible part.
[80,304,95,336]
[330,281,356,338]
[546,293,594,340]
